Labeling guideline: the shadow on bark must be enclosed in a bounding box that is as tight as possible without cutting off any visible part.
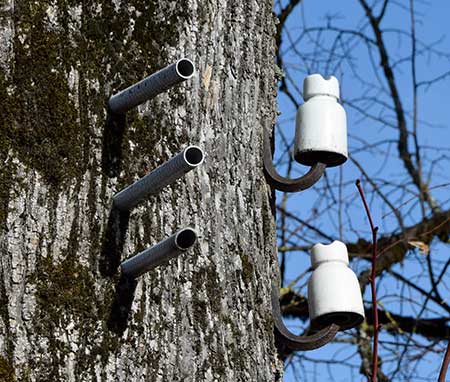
[99,207,130,277]
[102,110,126,178]
[107,275,138,335]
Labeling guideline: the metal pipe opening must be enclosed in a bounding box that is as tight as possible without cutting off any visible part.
[120,227,198,278]
[175,228,197,250]
[108,58,195,114]
[184,146,204,167]
[112,145,205,211]
[176,58,195,79]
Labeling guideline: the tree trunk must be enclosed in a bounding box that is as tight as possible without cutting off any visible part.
[0,0,282,381]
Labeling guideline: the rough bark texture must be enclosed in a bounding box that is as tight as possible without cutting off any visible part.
[0,0,282,381]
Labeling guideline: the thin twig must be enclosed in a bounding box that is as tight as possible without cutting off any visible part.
[438,341,450,382]
[409,0,426,219]
[356,179,379,382]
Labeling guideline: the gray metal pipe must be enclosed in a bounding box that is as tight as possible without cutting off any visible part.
[108,58,195,114]
[113,145,204,211]
[120,228,198,278]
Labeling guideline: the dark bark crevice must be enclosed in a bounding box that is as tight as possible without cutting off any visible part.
[107,275,138,335]
[99,206,130,278]
[101,111,127,178]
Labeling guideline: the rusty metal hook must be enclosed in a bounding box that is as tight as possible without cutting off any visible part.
[263,124,337,353]
[263,125,326,192]
[271,283,339,355]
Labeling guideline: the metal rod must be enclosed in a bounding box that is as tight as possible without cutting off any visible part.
[113,145,205,211]
[120,228,198,279]
[108,58,195,114]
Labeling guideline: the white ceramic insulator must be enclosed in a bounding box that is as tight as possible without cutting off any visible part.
[294,74,347,167]
[307,240,365,330]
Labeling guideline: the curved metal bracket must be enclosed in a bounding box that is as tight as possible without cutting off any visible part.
[263,126,326,192]
[271,283,339,354]
[264,124,337,355]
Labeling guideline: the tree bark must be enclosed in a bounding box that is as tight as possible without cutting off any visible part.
[0,0,282,380]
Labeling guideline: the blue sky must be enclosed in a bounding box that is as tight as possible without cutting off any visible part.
[273,1,450,381]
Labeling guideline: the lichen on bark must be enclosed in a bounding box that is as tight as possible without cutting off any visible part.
[0,0,282,380]
[0,355,16,382]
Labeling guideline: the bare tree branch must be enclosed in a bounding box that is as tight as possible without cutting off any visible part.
[359,0,440,214]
